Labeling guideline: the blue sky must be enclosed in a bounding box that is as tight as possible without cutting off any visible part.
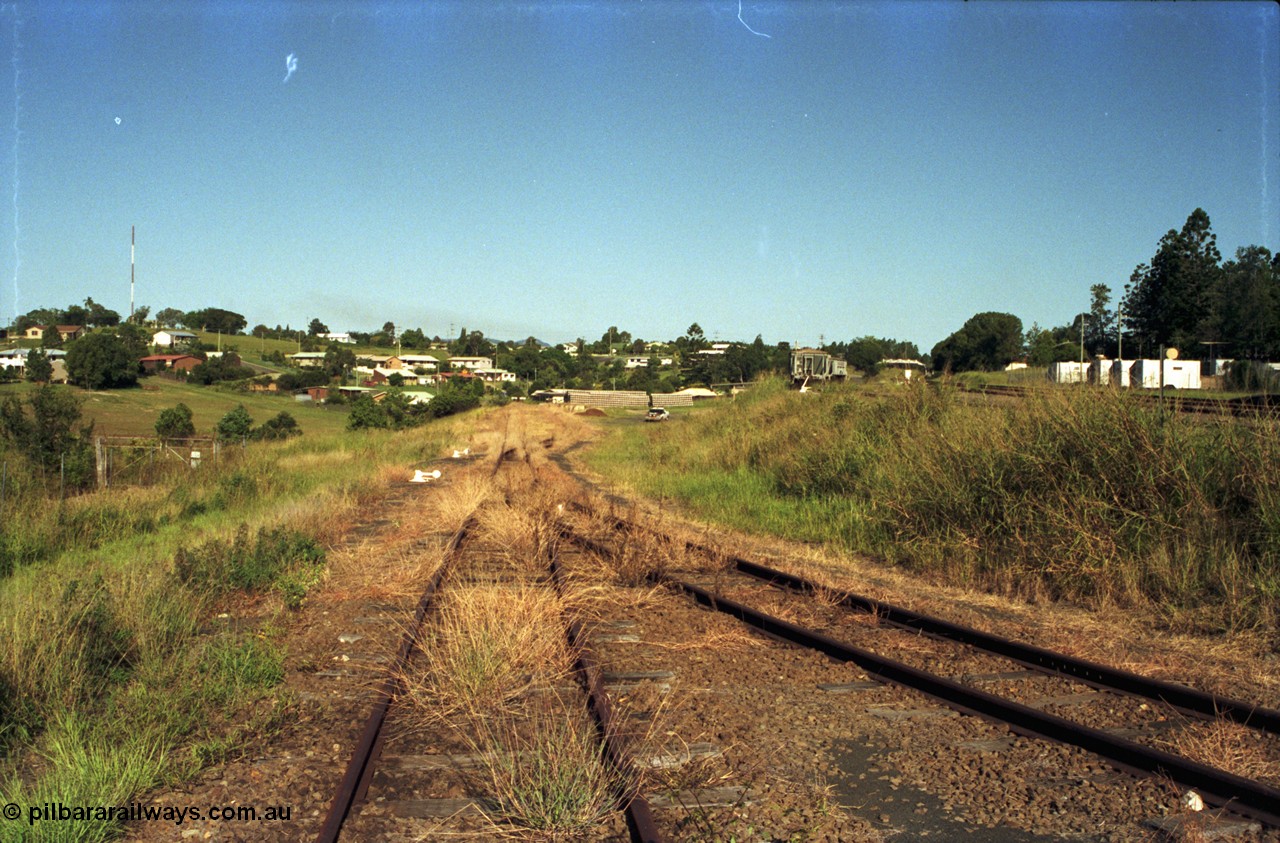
[3,1,1277,351]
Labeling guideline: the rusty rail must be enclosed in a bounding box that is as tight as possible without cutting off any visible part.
[655,573,1280,829]
[315,517,473,843]
[550,555,662,843]
[318,433,506,841]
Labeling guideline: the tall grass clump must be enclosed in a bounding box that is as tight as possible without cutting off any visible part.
[589,377,1280,633]
[405,585,572,719]
[465,695,622,836]
[0,716,168,843]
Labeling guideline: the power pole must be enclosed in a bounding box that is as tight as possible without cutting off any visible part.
[129,226,135,320]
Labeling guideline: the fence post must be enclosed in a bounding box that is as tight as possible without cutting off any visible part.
[96,437,107,488]
[61,453,65,499]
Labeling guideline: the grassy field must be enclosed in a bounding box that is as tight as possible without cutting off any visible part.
[191,331,446,369]
[585,377,1280,638]
[0,377,349,439]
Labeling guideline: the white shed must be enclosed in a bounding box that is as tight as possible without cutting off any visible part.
[1129,359,1201,390]
[1048,362,1087,384]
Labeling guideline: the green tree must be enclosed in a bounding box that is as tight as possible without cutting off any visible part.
[185,308,247,335]
[127,305,151,325]
[324,346,357,379]
[113,322,152,359]
[59,304,89,326]
[678,323,708,355]
[1024,323,1077,367]
[346,395,388,430]
[155,403,196,441]
[449,328,494,357]
[65,332,139,389]
[154,307,185,328]
[24,348,52,383]
[14,307,59,332]
[1214,246,1278,360]
[1122,208,1222,355]
[399,327,427,349]
[1086,284,1115,357]
[252,411,302,441]
[308,317,329,336]
[931,312,1024,373]
[83,297,121,327]
[189,353,252,385]
[215,405,253,442]
[0,386,95,487]
[833,336,923,374]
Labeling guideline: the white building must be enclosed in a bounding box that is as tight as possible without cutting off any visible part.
[1129,359,1201,390]
[152,330,197,347]
[448,356,493,371]
[475,368,517,383]
[624,356,673,369]
[1047,362,1088,384]
[391,354,440,371]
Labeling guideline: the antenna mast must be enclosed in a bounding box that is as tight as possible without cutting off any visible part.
[129,226,135,319]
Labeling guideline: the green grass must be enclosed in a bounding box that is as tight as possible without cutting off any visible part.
[586,377,1280,636]
[0,409,471,841]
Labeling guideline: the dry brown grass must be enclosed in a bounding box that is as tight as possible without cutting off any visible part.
[1158,719,1280,786]
[402,584,574,722]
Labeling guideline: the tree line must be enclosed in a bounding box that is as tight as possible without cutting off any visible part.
[931,209,1278,373]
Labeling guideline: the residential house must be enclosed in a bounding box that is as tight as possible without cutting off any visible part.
[153,329,198,348]
[393,354,440,371]
[139,354,202,374]
[23,325,45,340]
[288,352,327,369]
[474,368,516,383]
[363,367,422,387]
[295,386,330,403]
[318,332,355,344]
[625,356,673,369]
[448,356,493,371]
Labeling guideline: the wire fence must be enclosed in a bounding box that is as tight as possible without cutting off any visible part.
[93,435,223,489]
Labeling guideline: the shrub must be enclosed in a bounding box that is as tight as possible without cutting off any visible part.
[173,526,324,596]
[252,411,301,441]
[214,405,253,442]
[346,395,388,430]
[1225,360,1280,393]
[154,403,195,441]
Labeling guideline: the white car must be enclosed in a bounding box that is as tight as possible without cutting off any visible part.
[644,407,670,422]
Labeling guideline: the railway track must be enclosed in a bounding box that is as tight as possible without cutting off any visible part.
[562,512,1280,835]
[302,407,1277,840]
[316,425,663,842]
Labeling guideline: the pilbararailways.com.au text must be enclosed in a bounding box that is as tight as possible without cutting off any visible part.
[4,801,293,825]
